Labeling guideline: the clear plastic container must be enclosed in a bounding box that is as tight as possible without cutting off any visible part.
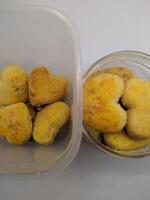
[0,5,82,174]
[82,51,150,158]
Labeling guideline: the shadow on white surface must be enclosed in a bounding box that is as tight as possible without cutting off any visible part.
[67,139,150,176]
[0,140,150,200]
[1,139,150,180]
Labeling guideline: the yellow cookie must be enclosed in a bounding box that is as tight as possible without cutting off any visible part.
[122,78,150,109]
[83,73,127,133]
[127,108,150,139]
[84,102,127,132]
[84,72,124,105]
[28,67,68,106]
[104,130,150,151]
[122,78,150,139]
[104,67,134,82]
[33,101,69,145]
[0,64,28,106]
[0,103,32,144]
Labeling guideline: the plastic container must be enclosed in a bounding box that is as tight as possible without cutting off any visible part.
[82,51,150,158]
[0,5,82,174]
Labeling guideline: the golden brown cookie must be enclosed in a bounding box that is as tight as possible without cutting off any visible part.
[33,101,69,145]
[122,78,150,139]
[0,103,32,144]
[83,73,127,133]
[122,78,150,108]
[28,66,68,106]
[126,108,150,139]
[104,67,134,82]
[0,64,28,106]
[104,130,150,151]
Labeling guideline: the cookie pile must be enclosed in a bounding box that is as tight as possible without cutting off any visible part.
[84,67,150,151]
[0,65,69,145]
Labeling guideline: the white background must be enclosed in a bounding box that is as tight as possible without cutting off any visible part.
[1,0,150,199]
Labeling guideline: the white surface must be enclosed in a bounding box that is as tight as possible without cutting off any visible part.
[1,0,150,199]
